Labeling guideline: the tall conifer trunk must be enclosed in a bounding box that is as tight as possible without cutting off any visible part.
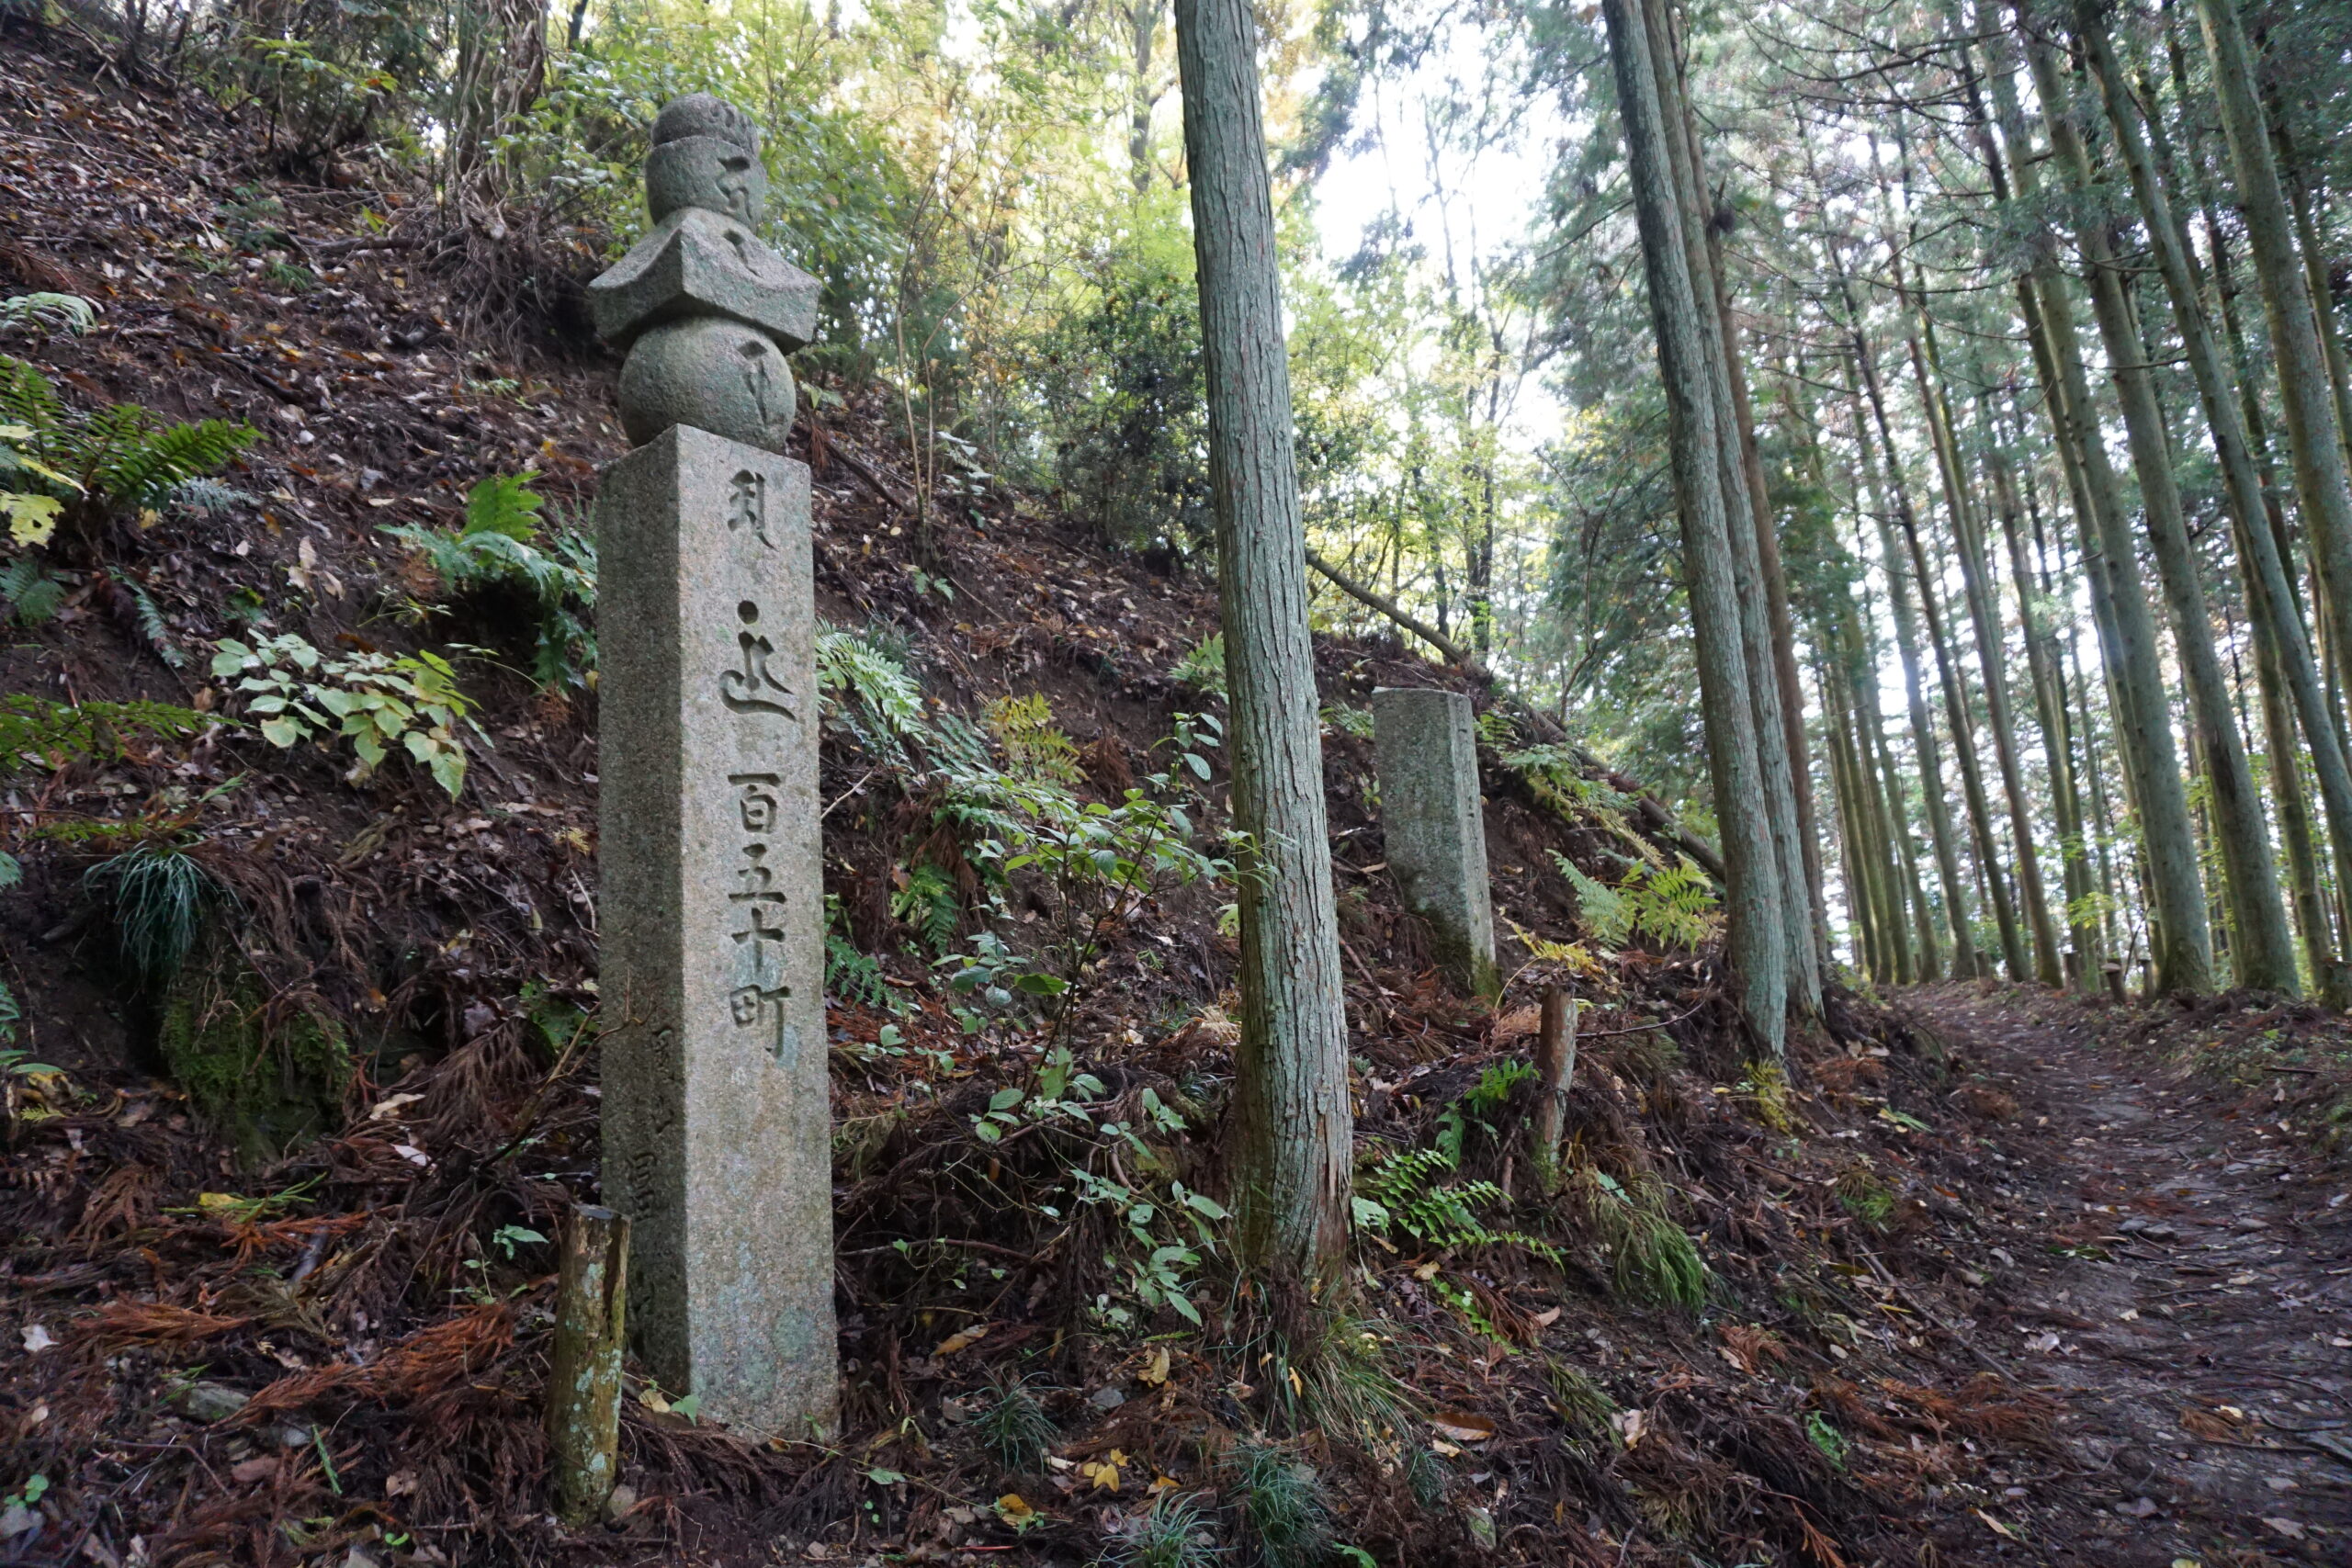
[1171,0,1353,1281]
[1601,0,1787,1053]
[2018,15,2295,993]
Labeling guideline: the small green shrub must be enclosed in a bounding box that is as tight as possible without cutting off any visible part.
[384,472,597,692]
[1834,1166,1896,1231]
[210,634,482,797]
[1100,1490,1218,1568]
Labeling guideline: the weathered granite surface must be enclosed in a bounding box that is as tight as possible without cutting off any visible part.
[597,424,836,1435]
[1372,686,1498,996]
[588,207,818,354]
[616,316,798,454]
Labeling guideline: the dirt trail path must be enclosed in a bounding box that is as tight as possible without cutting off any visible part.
[1909,984,2352,1562]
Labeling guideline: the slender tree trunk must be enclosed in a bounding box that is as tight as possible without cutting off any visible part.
[2195,0,2352,682]
[1984,397,2098,985]
[1172,0,1353,1281]
[1650,1,1816,1019]
[1849,363,1977,976]
[1128,0,1160,195]
[2022,15,2296,992]
[1905,322,2043,982]
[2081,0,2352,994]
[1986,36,2212,992]
[1602,0,1786,1053]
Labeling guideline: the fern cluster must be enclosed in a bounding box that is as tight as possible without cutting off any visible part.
[981,692,1083,784]
[1357,1142,1560,1262]
[384,472,596,691]
[1556,851,1720,951]
[1,357,255,548]
[0,694,218,777]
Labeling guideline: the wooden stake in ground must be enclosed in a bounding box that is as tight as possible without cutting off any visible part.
[1532,986,1577,1179]
[548,1203,629,1528]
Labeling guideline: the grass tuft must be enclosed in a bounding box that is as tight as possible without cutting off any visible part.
[1227,1440,1330,1568]
[85,842,224,994]
[972,1369,1057,1474]
[1098,1489,1220,1568]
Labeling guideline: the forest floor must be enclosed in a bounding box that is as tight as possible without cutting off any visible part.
[1898,983,2352,1562]
[6,24,2352,1568]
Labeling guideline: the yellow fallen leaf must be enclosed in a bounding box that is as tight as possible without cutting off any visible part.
[994,1493,1036,1528]
[935,1323,991,1356]
[1080,1453,1123,1492]
[1138,1345,1170,1386]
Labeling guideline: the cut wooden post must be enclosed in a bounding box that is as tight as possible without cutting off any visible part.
[1531,986,1577,1179]
[548,1203,629,1528]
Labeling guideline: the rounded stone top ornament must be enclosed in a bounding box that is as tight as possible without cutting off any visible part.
[616,317,797,455]
[652,93,762,156]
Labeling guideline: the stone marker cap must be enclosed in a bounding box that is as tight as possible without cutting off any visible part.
[589,207,818,354]
[651,92,762,156]
[647,134,768,226]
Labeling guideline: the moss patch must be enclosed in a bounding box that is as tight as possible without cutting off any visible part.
[157,954,351,1167]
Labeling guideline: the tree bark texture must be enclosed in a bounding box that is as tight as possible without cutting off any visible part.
[2020,16,2296,992]
[1603,0,1787,1055]
[1173,0,1355,1280]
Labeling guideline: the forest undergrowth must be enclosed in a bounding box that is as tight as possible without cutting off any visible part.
[1,26,2347,1568]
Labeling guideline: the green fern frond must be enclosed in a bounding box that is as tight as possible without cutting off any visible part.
[0,357,62,432]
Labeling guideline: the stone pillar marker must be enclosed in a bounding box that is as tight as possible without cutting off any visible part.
[589,93,836,1436]
[1372,686,1498,996]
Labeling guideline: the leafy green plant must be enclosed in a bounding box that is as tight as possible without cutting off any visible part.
[85,843,228,995]
[1170,634,1226,694]
[973,1371,1058,1473]
[0,357,256,550]
[210,634,483,797]
[0,980,62,1085]
[824,895,892,1010]
[892,861,962,951]
[384,472,597,691]
[1556,852,1719,951]
[1804,1411,1849,1470]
